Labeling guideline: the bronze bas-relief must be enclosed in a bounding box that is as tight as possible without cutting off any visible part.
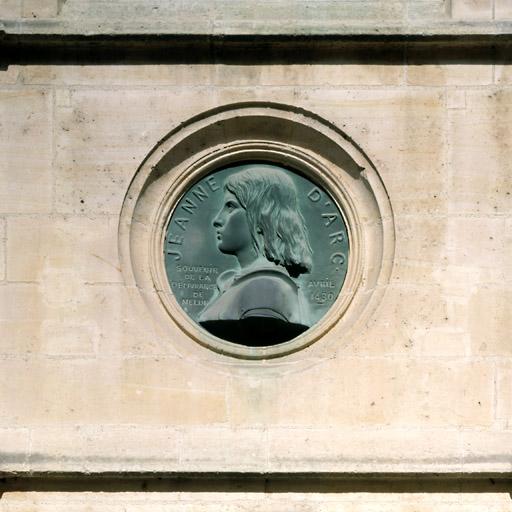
[164,163,349,346]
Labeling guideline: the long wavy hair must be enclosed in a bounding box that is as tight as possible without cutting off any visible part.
[224,165,313,277]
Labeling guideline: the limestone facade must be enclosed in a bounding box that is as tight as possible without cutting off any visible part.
[0,0,511,510]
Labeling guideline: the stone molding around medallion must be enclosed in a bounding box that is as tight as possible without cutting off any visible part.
[119,102,395,361]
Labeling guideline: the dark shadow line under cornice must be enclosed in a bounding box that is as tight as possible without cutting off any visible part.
[1,472,512,494]
[0,33,510,66]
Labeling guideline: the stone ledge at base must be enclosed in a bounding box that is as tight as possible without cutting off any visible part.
[1,426,511,475]
[2,20,512,38]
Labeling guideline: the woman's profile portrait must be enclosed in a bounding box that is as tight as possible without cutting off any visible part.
[198,164,313,345]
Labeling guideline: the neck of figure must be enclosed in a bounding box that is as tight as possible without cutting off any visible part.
[236,245,264,271]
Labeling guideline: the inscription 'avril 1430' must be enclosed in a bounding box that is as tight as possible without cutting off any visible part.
[164,163,349,347]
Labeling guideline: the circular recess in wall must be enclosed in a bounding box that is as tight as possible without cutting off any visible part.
[119,103,394,359]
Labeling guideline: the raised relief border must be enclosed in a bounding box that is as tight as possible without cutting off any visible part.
[119,103,394,360]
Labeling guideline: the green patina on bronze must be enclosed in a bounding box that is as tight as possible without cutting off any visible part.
[164,163,349,347]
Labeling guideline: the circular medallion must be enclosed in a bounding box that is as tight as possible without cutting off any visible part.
[120,103,394,360]
[164,162,349,347]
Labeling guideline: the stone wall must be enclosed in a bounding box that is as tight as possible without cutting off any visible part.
[0,1,511,510]
[2,489,512,512]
